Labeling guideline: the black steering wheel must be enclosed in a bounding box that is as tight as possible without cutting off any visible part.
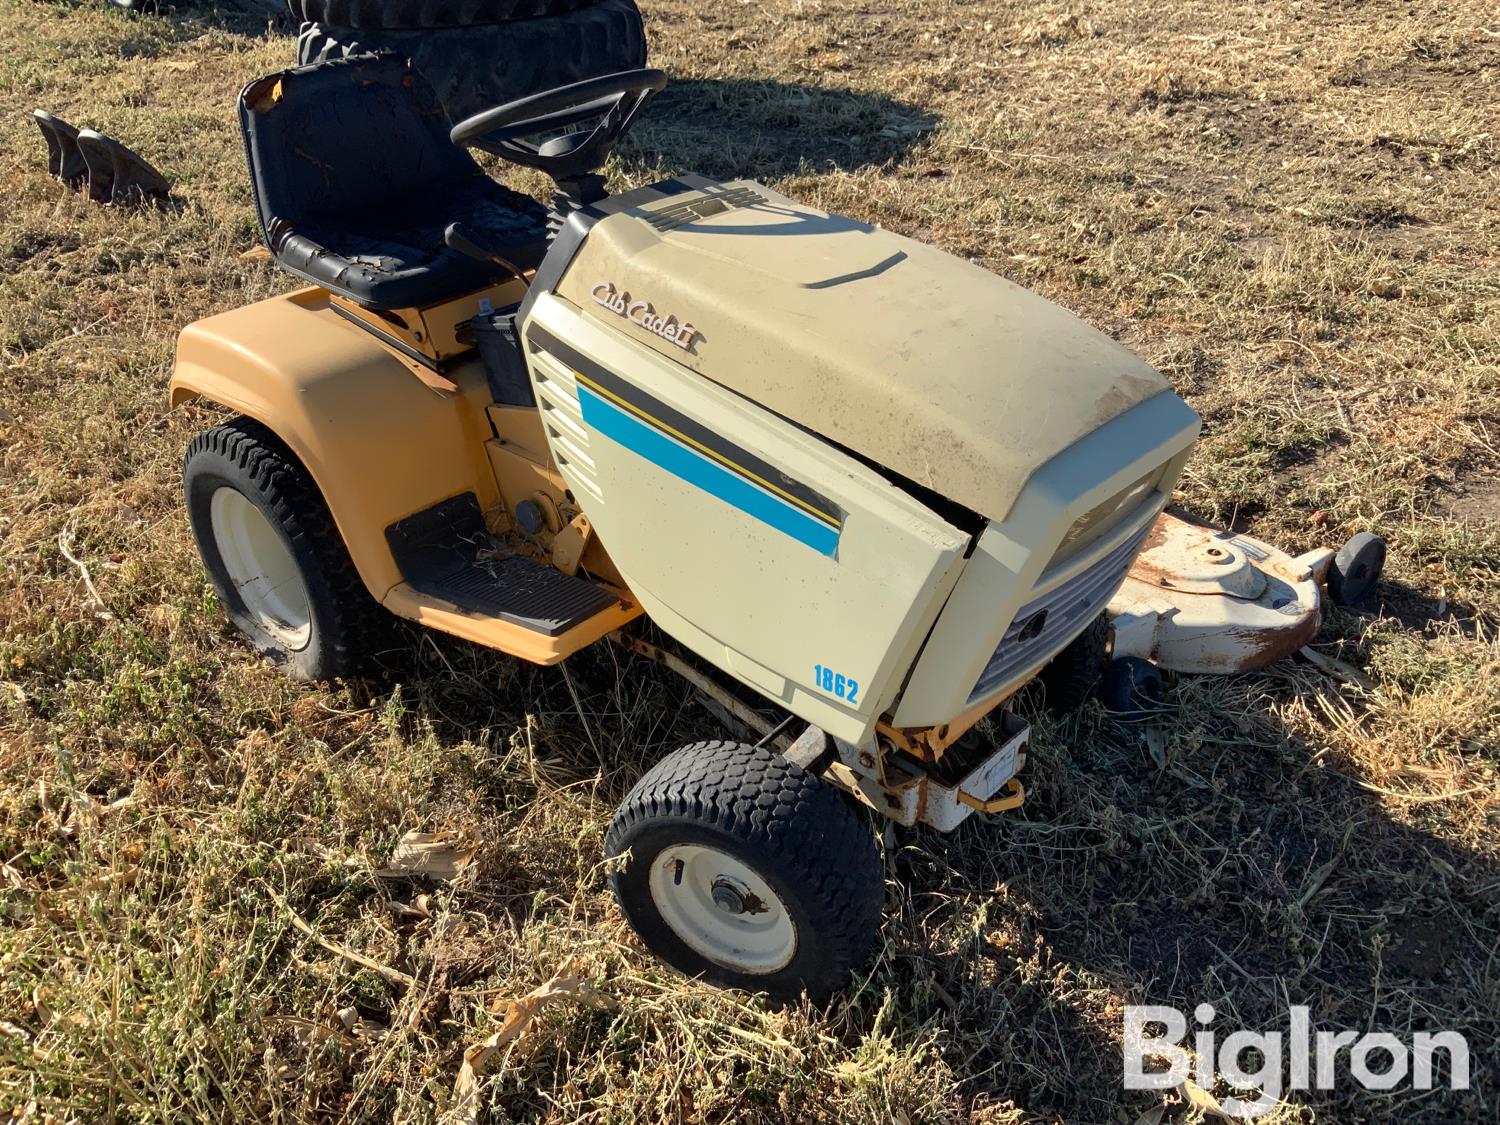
[450,69,667,182]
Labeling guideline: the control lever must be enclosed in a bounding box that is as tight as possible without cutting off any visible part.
[443,222,530,287]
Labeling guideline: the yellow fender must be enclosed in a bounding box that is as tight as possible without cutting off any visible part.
[170,287,501,603]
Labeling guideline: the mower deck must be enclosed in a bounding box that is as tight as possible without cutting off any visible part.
[1109,510,1333,674]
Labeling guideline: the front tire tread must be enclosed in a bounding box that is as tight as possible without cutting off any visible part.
[606,740,883,1003]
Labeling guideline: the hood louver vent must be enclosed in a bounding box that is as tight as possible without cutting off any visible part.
[642,185,767,232]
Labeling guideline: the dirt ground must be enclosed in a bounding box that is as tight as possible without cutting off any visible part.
[1,0,1497,1121]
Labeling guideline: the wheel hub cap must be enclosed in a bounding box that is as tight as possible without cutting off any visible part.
[208,487,313,650]
[710,875,769,916]
[648,844,796,975]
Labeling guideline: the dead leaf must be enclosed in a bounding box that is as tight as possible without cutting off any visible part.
[0,405,15,424]
[378,830,475,882]
[390,893,433,921]
[238,245,274,263]
[1179,1076,1232,1119]
[337,1005,387,1041]
[1133,1105,1166,1125]
[1145,725,1168,770]
[1299,646,1376,691]
[1296,853,1342,909]
[447,961,607,1124]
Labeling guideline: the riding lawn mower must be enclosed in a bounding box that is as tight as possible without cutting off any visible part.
[169,55,1385,1001]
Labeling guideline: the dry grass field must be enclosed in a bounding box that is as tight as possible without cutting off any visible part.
[2,0,1497,1120]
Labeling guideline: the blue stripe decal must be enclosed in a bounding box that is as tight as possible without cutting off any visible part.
[578,385,840,557]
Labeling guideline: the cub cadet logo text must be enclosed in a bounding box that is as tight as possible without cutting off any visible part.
[591,282,698,350]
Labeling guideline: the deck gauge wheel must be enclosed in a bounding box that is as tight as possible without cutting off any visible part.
[605,740,884,1003]
[1100,656,1165,723]
[1326,531,1386,607]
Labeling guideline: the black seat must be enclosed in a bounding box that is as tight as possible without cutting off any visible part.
[238,55,549,310]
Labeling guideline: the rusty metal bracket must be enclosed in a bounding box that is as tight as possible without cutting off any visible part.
[957,776,1026,815]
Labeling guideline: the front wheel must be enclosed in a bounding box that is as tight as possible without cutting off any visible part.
[184,418,389,681]
[605,741,884,1004]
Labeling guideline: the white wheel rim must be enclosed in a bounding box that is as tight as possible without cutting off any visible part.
[208,487,313,650]
[648,844,797,975]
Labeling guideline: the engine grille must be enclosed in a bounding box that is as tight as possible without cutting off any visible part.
[967,517,1155,703]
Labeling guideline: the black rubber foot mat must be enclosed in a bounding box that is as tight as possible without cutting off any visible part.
[386,493,618,637]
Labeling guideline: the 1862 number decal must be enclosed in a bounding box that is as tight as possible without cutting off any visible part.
[813,664,859,704]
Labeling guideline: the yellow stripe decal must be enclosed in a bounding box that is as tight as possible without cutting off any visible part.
[572,371,841,528]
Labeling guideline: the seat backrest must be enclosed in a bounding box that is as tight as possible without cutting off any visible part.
[239,55,483,238]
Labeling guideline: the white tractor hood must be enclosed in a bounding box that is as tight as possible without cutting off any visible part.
[557,180,1176,521]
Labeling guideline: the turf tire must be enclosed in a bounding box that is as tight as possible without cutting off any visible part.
[294,0,646,124]
[184,418,389,681]
[1037,612,1110,715]
[605,740,884,1004]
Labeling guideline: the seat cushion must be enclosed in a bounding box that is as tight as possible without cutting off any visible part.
[270,178,548,309]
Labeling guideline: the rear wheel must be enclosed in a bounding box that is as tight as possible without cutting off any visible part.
[605,740,884,1003]
[184,418,389,680]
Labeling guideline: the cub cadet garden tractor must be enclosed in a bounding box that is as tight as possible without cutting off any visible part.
[171,57,1382,1000]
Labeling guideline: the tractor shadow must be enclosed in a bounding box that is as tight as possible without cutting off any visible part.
[624,77,937,179]
[887,670,1498,1120]
[1370,575,1486,640]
